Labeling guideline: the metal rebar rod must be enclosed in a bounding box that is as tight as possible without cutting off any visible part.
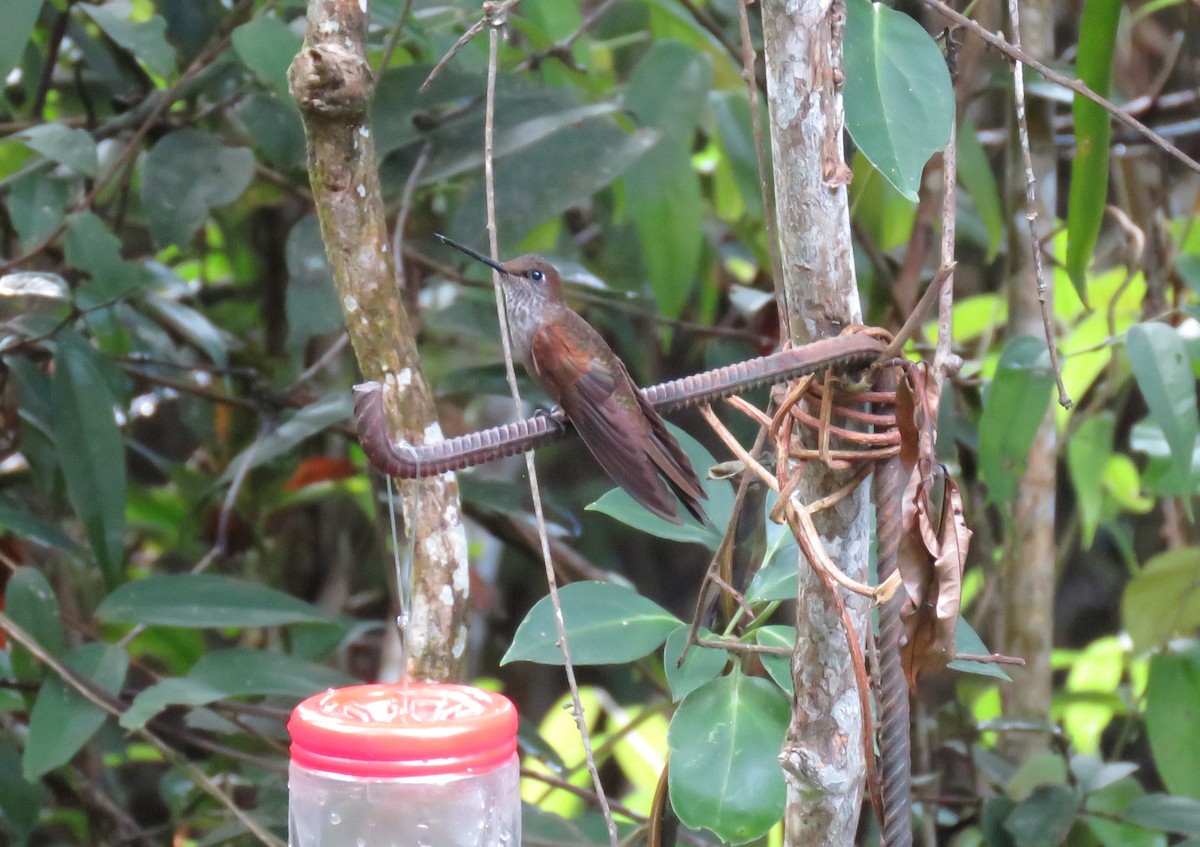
[353,333,887,478]
[873,369,913,847]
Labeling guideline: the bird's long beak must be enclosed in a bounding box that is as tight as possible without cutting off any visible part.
[435,233,506,275]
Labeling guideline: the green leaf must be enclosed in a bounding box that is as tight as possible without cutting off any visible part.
[588,423,730,548]
[16,124,99,177]
[285,216,341,352]
[121,648,356,729]
[4,567,66,682]
[711,91,766,216]
[6,171,69,252]
[0,0,40,80]
[0,741,45,847]
[231,18,303,98]
[663,625,727,701]
[1084,776,1166,847]
[1003,785,1081,847]
[957,115,1004,261]
[843,0,954,201]
[1145,649,1200,800]
[448,120,658,251]
[140,129,256,248]
[948,617,1012,681]
[621,41,712,318]
[95,573,335,628]
[1064,0,1122,305]
[1068,415,1115,548]
[143,294,231,368]
[0,498,82,553]
[217,392,353,484]
[1123,548,1200,651]
[668,669,789,843]
[65,211,154,306]
[502,581,680,665]
[23,643,128,779]
[80,3,176,78]
[233,92,307,170]
[1124,794,1200,835]
[1127,323,1198,482]
[53,330,127,585]
[978,335,1054,504]
[755,625,795,696]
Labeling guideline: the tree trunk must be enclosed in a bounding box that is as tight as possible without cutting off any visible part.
[761,1,869,843]
[290,0,470,682]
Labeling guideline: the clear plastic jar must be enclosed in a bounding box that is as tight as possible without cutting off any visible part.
[287,683,520,847]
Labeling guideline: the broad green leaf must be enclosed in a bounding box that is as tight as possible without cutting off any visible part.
[140,129,256,248]
[1129,420,1200,497]
[0,0,40,80]
[844,0,954,201]
[231,18,302,97]
[1145,649,1200,800]
[448,120,658,252]
[233,93,307,170]
[217,392,352,484]
[23,643,128,779]
[621,41,712,318]
[0,498,81,553]
[663,625,727,701]
[1069,755,1139,794]
[1084,776,1166,847]
[1003,785,1081,846]
[502,581,680,665]
[53,330,126,585]
[948,617,1012,681]
[849,150,915,251]
[0,741,45,847]
[744,524,800,603]
[65,211,154,306]
[1068,414,1115,548]
[1127,323,1198,484]
[1060,636,1125,754]
[957,115,1004,261]
[588,423,730,548]
[4,567,66,682]
[668,669,789,843]
[143,294,231,368]
[121,648,356,729]
[1123,548,1200,651]
[285,216,341,352]
[96,573,334,628]
[1065,0,1122,305]
[1125,794,1200,835]
[629,145,704,318]
[17,124,99,177]
[755,625,795,696]
[978,335,1054,504]
[1007,754,1069,802]
[6,171,68,252]
[80,4,176,78]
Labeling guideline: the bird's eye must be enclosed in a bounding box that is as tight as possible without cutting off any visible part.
[529,269,545,282]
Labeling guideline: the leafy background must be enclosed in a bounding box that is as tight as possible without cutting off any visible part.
[1,0,1200,845]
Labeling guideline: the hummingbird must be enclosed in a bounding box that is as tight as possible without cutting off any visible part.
[436,234,709,526]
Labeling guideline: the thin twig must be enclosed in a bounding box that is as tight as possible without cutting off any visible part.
[513,0,619,73]
[921,0,1200,177]
[736,0,787,339]
[392,141,433,303]
[1005,0,1072,409]
[935,122,958,388]
[954,652,1026,665]
[479,22,618,847]
[696,637,790,656]
[420,0,524,93]
[376,0,416,71]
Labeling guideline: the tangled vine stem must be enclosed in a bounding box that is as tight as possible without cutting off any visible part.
[354,333,888,478]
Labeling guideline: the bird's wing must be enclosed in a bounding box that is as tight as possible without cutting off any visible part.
[530,315,707,524]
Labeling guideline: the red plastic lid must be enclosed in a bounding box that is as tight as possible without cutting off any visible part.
[288,683,518,778]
